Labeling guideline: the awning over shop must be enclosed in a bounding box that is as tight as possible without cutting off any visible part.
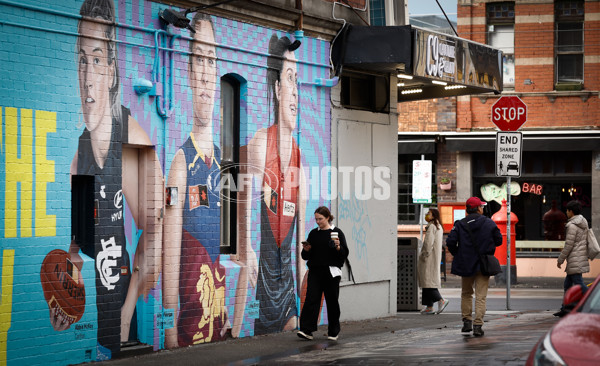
[398,131,600,153]
[398,139,436,154]
[332,25,503,102]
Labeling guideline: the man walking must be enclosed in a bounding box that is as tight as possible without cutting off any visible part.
[554,200,590,317]
[446,197,502,337]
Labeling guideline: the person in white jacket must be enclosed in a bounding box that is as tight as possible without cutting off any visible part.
[418,208,449,314]
[555,200,590,317]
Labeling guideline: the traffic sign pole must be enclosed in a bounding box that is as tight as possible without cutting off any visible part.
[492,96,527,311]
[506,177,511,310]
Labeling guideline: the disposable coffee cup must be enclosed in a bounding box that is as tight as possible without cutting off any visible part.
[330,232,339,240]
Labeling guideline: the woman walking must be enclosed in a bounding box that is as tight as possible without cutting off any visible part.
[418,208,449,314]
[297,206,349,340]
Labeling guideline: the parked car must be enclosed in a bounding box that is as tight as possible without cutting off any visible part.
[526,274,600,366]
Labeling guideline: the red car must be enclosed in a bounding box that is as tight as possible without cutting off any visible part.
[526,275,600,366]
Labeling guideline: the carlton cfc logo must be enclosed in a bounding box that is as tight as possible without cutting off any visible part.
[114,190,123,209]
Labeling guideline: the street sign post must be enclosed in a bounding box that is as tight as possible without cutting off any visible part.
[491,96,528,131]
[492,96,527,311]
[496,132,523,178]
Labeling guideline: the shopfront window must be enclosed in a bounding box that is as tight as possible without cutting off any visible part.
[473,151,591,253]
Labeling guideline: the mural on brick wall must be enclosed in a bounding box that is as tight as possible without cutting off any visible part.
[0,0,331,364]
[244,34,306,336]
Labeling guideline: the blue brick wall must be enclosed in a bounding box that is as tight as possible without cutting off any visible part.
[0,0,332,364]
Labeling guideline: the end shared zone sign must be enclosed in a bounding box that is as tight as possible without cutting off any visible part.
[496,132,522,178]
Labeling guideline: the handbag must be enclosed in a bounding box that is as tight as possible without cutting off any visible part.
[461,218,502,276]
[587,228,600,260]
[478,254,502,276]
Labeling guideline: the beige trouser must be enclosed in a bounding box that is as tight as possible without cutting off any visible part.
[461,272,490,326]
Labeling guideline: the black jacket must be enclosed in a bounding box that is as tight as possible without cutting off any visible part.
[446,214,503,277]
[302,227,349,269]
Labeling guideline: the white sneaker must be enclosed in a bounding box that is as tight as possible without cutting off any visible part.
[327,334,338,341]
[422,307,436,314]
[437,299,450,314]
[297,331,313,340]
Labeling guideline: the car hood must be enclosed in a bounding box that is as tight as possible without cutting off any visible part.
[551,312,600,364]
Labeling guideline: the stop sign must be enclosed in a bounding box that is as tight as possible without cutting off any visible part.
[491,96,527,131]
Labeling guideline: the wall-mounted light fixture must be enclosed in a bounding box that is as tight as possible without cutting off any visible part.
[159,0,239,33]
[133,78,153,95]
[397,74,413,80]
[432,80,447,86]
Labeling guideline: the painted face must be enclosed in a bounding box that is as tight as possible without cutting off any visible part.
[315,213,329,230]
[276,50,298,130]
[190,20,217,127]
[78,20,114,133]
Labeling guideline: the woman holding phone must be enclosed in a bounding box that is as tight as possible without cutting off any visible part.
[297,206,349,341]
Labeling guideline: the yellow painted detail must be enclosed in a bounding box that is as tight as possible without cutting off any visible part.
[0,250,16,365]
[35,110,56,237]
[5,108,33,238]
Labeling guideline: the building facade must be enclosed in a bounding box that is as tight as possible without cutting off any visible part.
[0,0,405,364]
[0,0,505,364]
[397,0,600,279]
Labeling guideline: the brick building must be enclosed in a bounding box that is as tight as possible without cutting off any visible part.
[397,0,600,280]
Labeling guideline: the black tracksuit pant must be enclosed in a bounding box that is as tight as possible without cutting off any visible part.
[299,266,341,337]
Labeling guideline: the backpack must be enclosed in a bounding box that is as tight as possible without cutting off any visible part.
[587,228,600,260]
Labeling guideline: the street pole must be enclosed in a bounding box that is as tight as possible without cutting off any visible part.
[419,155,425,245]
[506,177,511,310]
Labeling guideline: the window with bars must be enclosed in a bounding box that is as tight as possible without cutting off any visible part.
[487,2,515,88]
[398,154,437,223]
[555,0,584,86]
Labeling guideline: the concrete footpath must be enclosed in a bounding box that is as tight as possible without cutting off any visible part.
[96,277,572,366]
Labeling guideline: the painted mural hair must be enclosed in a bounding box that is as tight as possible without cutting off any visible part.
[78,0,121,122]
[189,12,215,66]
[267,34,301,125]
[314,206,334,223]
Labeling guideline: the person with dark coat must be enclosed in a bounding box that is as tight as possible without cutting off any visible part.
[446,197,502,337]
[297,206,349,341]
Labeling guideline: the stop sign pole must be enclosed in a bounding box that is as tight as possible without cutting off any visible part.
[491,96,528,311]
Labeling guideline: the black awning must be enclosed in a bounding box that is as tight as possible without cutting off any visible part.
[445,135,600,152]
[331,25,503,102]
[398,139,436,154]
[331,25,413,75]
[445,137,496,151]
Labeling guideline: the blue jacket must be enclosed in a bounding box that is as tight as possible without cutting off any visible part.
[446,214,503,277]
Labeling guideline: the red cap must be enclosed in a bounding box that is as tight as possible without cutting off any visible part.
[466,197,487,209]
